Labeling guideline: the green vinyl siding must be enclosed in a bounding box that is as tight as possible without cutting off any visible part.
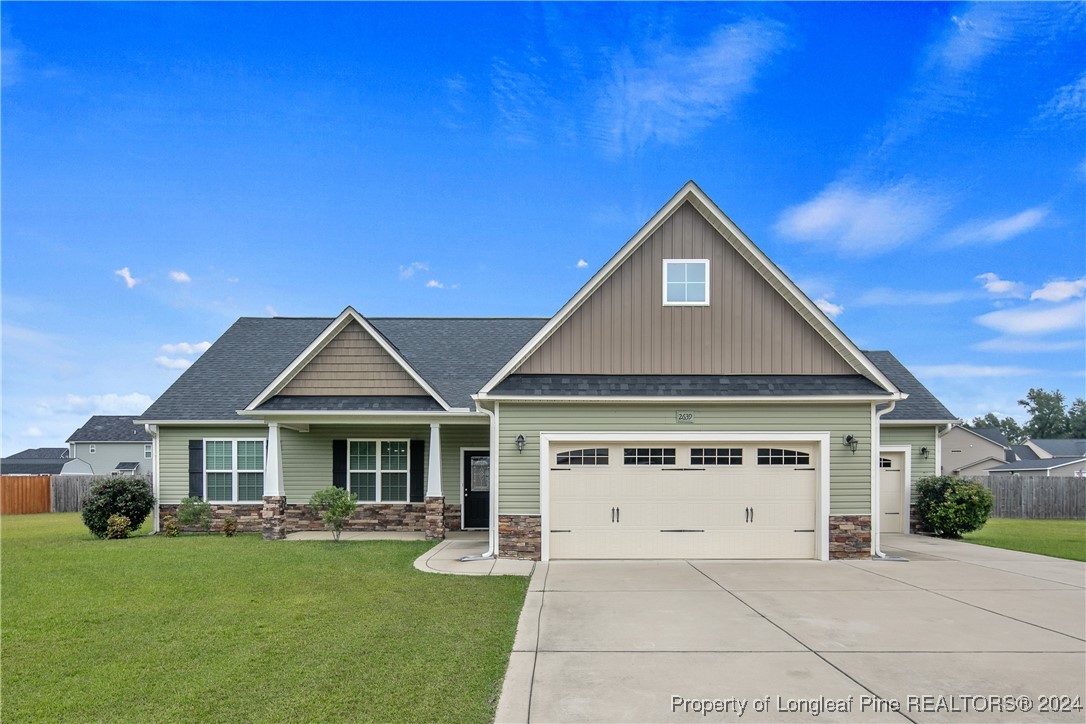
[497,401,874,516]
[280,425,429,505]
[880,425,939,502]
[439,424,490,501]
[157,426,269,504]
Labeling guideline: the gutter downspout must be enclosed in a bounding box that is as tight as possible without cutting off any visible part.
[871,400,897,558]
[145,424,160,535]
[462,399,499,560]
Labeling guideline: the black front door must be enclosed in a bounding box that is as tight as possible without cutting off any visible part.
[462,450,490,529]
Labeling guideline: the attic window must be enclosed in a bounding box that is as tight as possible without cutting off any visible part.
[663,259,709,306]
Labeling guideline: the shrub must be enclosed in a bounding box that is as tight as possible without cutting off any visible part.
[223,517,238,537]
[915,475,993,538]
[162,515,180,538]
[105,514,132,539]
[309,486,357,542]
[178,496,213,534]
[81,477,155,539]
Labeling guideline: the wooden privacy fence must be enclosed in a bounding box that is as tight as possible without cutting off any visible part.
[1,476,52,514]
[967,475,1086,520]
[51,475,97,513]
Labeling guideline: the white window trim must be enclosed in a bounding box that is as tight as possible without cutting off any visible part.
[662,258,710,307]
[347,439,411,504]
[89,444,96,454]
[204,438,266,504]
[144,444,153,459]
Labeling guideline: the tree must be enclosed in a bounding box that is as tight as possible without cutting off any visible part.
[309,487,356,541]
[969,413,1024,444]
[1069,398,1086,438]
[1018,388,1070,439]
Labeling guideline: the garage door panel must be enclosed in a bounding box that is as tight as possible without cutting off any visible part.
[548,442,819,560]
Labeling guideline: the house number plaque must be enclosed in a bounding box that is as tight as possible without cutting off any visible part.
[675,411,695,424]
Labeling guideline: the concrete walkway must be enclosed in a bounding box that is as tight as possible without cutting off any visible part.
[413,531,535,577]
[497,534,1086,723]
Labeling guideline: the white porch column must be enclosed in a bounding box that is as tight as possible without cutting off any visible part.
[264,422,284,497]
[426,423,442,498]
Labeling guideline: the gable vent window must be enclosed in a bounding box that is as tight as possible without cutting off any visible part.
[624,447,677,466]
[691,448,742,465]
[757,448,810,466]
[663,259,709,306]
[557,448,609,466]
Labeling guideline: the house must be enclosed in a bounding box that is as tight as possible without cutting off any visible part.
[988,438,1086,478]
[0,447,70,475]
[939,426,1013,476]
[138,182,957,560]
[62,416,153,477]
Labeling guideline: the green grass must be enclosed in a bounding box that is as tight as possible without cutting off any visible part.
[1,514,528,722]
[962,517,1086,562]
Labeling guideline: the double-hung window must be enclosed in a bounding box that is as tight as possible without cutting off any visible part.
[663,259,709,306]
[205,439,265,502]
[349,440,409,503]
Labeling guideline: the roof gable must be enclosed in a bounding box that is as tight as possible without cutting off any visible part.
[864,351,957,423]
[247,308,451,411]
[481,182,899,396]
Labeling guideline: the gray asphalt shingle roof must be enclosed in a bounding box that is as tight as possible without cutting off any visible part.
[1,448,69,475]
[970,427,1011,447]
[490,374,888,397]
[1029,439,1086,457]
[989,456,1086,472]
[1011,444,1039,461]
[862,351,957,422]
[67,416,152,442]
[257,395,444,412]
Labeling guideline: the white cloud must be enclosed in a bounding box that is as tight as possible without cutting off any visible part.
[160,341,212,355]
[399,262,429,280]
[63,392,154,414]
[24,426,43,437]
[576,259,589,269]
[227,276,239,283]
[943,206,1049,246]
[975,301,1085,335]
[854,287,967,306]
[975,272,1026,298]
[814,297,843,319]
[598,18,787,154]
[425,280,445,289]
[911,364,1040,378]
[1038,71,1086,122]
[168,270,192,283]
[774,181,942,254]
[1031,277,1086,303]
[972,337,1084,353]
[154,356,192,370]
[114,267,140,288]
[264,306,277,317]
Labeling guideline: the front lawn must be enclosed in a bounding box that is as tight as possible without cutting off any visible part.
[1,514,528,722]
[962,517,1086,562]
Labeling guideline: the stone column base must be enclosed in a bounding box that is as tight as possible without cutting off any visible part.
[828,514,871,559]
[498,514,541,560]
[425,496,445,540]
[262,495,287,540]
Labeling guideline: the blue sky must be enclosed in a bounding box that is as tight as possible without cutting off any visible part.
[2,2,1084,455]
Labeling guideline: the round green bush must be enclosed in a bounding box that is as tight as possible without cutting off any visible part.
[915,475,993,538]
[81,477,155,539]
[105,514,132,539]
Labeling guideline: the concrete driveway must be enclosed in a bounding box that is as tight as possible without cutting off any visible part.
[496,534,1085,723]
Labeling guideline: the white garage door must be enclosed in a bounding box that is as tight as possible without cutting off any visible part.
[548,443,817,559]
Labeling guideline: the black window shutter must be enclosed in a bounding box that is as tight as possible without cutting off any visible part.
[409,440,425,502]
[332,439,347,490]
[188,440,204,499]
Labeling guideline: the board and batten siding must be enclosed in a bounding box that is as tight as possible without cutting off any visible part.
[516,202,855,376]
[158,426,269,504]
[497,402,874,516]
[881,425,938,502]
[280,320,427,396]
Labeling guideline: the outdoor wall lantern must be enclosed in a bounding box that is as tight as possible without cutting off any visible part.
[842,434,859,454]
[919,446,930,459]
[515,434,526,453]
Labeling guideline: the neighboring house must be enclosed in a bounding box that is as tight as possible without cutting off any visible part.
[63,416,153,477]
[0,447,70,475]
[138,182,957,561]
[939,426,1013,476]
[1024,439,1086,459]
[988,457,1086,478]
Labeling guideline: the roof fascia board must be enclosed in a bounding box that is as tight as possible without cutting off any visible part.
[135,420,270,426]
[474,393,900,404]
[236,411,486,426]
[882,419,960,426]
[245,307,452,412]
[478,181,898,396]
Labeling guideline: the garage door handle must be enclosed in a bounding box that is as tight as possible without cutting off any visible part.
[611,507,615,523]
[750,507,754,523]
[745,506,751,523]
[616,507,620,523]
